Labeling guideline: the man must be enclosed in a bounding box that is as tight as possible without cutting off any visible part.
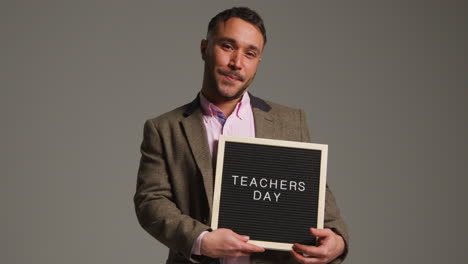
[134,7,348,264]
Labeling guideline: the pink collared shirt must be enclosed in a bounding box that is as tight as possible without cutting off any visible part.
[191,92,255,264]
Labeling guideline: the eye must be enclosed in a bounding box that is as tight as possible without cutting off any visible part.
[222,43,234,50]
[246,51,257,58]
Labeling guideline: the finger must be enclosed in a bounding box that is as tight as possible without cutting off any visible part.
[230,231,250,242]
[226,245,264,257]
[293,243,327,258]
[309,228,332,238]
[240,242,265,253]
[290,249,325,264]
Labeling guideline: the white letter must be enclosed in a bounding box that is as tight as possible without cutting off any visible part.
[253,190,262,200]
[240,176,248,186]
[249,177,258,187]
[280,180,287,190]
[274,192,281,202]
[298,181,306,192]
[232,175,239,185]
[270,179,278,189]
[289,181,297,191]
[260,178,268,188]
[263,191,271,202]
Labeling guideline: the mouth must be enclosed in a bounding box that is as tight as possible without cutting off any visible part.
[223,73,238,82]
[218,69,243,82]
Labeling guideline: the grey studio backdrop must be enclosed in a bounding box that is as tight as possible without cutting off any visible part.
[2,0,467,263]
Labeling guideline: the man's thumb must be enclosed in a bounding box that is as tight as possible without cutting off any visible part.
[309,227,329,238]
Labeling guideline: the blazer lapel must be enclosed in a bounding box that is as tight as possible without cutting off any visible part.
[250,93,275,139]
[180,97,214,211]
[180,93,275,212]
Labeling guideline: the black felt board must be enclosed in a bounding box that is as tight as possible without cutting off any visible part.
[213,138,326,248]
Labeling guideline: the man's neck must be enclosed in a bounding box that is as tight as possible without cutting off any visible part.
[200,91,245,117]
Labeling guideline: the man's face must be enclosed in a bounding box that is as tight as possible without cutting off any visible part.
[201,17,264,102]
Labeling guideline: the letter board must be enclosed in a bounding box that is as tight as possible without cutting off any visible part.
[211,136,328,251]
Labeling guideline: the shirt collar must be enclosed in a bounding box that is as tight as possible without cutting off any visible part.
[199,92,251,120]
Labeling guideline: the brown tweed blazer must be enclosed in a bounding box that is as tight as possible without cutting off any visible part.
[134,94,349,264]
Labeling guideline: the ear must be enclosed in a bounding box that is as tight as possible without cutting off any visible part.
[200,39,208,61]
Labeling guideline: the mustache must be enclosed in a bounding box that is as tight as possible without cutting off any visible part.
[217,69,245,82]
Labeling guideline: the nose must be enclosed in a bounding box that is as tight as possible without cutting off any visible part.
[228,51,242,70]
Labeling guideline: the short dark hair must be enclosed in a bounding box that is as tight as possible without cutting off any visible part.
[207,7,267,46]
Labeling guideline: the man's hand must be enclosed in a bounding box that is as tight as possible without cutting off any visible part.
[290,228,345,264]
[200,228,265,258]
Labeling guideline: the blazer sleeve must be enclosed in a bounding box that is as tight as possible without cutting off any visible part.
[134,119,211,260]
[300,109,350,264]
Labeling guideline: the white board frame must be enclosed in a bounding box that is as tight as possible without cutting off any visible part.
[211,135,328,251]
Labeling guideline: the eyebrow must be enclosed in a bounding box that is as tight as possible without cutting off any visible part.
[217,37,260,53]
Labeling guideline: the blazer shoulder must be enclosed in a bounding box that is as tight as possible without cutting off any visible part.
[260,98,306,118]
[144,101,195,129]
[253,96,310,141]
